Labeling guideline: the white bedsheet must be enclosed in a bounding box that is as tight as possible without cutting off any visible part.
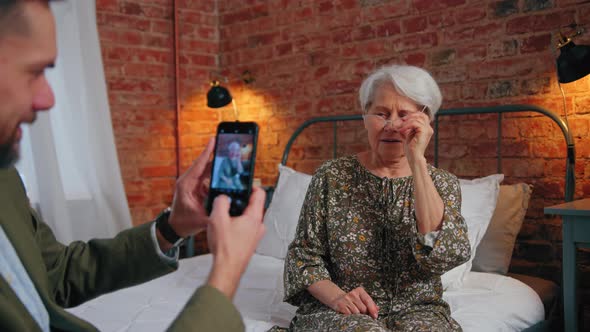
[67,254,543,332]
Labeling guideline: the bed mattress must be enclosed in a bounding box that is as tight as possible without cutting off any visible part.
[67,253,544,331]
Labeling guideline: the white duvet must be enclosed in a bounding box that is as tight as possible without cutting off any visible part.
[67,254,544,332]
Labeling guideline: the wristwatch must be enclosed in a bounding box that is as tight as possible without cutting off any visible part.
[155,207,185,247]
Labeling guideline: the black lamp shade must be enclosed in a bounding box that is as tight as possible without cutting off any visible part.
[557,41,590,83]
[207,83,232,108]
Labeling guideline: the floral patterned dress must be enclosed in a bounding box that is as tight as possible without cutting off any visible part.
[280,155,470,332]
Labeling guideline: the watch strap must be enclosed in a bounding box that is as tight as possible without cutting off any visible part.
[155,207,184,246]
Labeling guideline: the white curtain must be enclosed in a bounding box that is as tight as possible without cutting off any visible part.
[15,0,132,243]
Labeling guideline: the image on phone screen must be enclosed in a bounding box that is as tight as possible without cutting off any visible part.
[208,122,258,216]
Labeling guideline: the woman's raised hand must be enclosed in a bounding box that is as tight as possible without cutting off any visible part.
[397,110,433,167]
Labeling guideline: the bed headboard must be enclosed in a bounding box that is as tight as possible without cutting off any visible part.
[278,104,575,202]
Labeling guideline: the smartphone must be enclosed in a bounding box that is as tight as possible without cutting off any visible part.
[206,121,259,216]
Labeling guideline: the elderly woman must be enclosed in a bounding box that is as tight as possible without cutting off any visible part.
[218,140,245,190]
[281,65,471,331]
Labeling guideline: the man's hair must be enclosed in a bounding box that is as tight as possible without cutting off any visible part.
[0,0,56,38]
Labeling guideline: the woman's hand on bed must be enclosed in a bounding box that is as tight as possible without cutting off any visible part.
[330,287,379,319]
[167,138,214,239]
[309,281,379,319]
[206,186,266,299]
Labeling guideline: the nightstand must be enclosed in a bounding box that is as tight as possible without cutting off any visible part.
[545,198,590,332]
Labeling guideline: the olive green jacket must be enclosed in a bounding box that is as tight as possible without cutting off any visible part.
[0,167,244,331]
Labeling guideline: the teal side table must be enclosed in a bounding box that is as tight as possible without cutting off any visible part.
[545,198,590,332]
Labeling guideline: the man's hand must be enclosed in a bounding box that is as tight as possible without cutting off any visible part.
[330,287,379,319]
[206,186,266,299]
[167,138,215,238]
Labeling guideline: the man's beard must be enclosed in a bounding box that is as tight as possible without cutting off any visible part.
[0,139,18,168]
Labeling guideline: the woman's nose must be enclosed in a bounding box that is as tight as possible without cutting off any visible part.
[384,116,403,130]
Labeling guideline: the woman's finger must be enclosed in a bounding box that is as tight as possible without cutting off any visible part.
[347,302,360,314]
[350,294,367,314]
[358,289,379,319]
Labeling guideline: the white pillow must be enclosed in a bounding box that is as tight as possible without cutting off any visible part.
[256,164,503,291]
[441,174,504,291]
[256,164,312,259]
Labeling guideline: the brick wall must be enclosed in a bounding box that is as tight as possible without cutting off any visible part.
[96,0,218,226]
[96,0,590,310]
[213,0,590,285]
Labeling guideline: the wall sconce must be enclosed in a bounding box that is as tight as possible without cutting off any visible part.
[553,23,590,127]
[206,70,255,121]
[207,81,232,108]
[556,23,590,83]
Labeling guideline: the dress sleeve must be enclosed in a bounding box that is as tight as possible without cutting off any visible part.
[283,171,332,306]
[411,171,471,275]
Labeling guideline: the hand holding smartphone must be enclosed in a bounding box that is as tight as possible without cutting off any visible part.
[206,121,259,216]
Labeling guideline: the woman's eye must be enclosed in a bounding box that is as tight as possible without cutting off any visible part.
[399,112,408,118]
[377,113,388,119]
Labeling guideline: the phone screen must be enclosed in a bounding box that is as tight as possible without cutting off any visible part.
[207,122,258,216]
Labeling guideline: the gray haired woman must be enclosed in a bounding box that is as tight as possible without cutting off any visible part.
[279,65,471,331]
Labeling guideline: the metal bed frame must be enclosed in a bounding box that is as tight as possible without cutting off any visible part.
[280,104,575,202]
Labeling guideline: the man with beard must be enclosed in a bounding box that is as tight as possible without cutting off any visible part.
[0,1,265,331]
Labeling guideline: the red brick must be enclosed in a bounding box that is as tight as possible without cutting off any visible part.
[375,19,402,38]
[403,52,426,67]
[488,39,518,58]
[352,25,375,41]
[414,0,466,13]
[455,6,487,24]
[150,20,172,35]
[318,1,334,12]
[98,13,151,31]
[506,11,576,35]
[96,0,118,11]
[518,117,562,138]
[521,77,552,95]
[360,2,411,22]
[221,4,270,25]
[394,32,438,52]
[428,11,455,28]
[569,117,589,138]
[99,29,143,46]
[122,63,171,77]
[141,5,173,20]
[503,158,545,177]
[402,16,428,34]
[457,44,487,62]
[275,42,293,56]
[431,49,456,66]
[120,2,143,16]
[530,139,566,158]
[459,82,486,100]
[534,179,566,199]
[139,165,177,178]
[521,34,552,54]
[444,22,503,44]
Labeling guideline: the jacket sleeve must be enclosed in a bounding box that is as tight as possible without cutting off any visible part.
[33,211,177,308]
[167,285,244,332]
[411,170,471,275]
